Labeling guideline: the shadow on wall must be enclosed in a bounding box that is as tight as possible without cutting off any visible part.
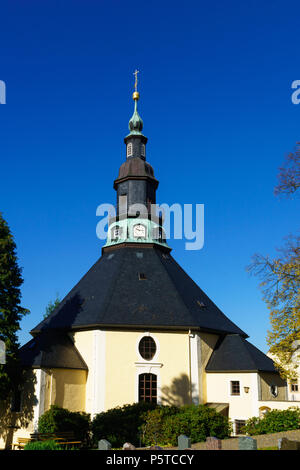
[0,369,37,449]
[161,373,197,407]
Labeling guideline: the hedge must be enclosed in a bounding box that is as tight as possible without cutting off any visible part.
[243,407,300,436]
[91,402,157,448]
[38,405,91,445]
[141,404,232,446]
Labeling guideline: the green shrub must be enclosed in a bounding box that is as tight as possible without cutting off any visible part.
[24,439,63,450]
[244,407,300,436]
[38,405,91,445]
[142,404,232,446]
[140,405,179,446]
[92,402,157,448]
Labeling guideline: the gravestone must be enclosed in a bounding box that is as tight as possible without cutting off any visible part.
[206,436,222,450]
[278,437,300,450]
[238,436,257,450]
[123,442,136,450]
[98,439,112,450]
[178,434,191,450]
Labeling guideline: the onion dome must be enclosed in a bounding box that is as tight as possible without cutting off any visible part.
[128,92,144,135]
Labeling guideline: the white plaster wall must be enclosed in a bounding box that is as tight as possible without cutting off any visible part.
[206,372,259,422]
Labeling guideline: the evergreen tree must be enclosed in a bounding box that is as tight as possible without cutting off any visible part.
[0,212,29,400]
[43,295,60,319]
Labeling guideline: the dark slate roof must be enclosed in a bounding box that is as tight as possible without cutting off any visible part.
[31,246,247,337]
[205,334,277,372]
[19,331,88,370]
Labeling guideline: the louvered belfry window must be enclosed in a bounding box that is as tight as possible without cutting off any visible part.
[139,373,157,403]
[127,142,133,157]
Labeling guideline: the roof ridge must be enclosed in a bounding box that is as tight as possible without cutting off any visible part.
[159,253,248,336]
[236,335,259,370]
[31,255,106,333]
[154,250,192,320]
[97,249,129,318]
[242,337,275,369]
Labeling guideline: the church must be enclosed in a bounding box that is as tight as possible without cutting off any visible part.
[0,77,293,448]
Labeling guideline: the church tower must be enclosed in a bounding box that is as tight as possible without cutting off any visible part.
[104,71,168,251]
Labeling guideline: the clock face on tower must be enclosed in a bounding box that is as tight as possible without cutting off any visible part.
[133,223,146,239]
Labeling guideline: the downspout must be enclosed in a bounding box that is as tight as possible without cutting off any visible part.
[188,329,192,404]
[49,370,53,407]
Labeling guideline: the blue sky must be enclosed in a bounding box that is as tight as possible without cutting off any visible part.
[0,0,299,352]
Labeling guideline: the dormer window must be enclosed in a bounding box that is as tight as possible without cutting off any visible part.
[141,143,145,157]
[127,142,133,158]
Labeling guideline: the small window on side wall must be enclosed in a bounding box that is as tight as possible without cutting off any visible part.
[270,384,278,398]
[230,381,240,396]
[235,420,246,435]
[141,143,145,157]
[290,380,298,392]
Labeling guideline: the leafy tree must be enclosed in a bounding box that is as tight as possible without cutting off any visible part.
[248,143,300,379]
[43,294,60,319]
[0,212,29,400]
[274,142,300,197]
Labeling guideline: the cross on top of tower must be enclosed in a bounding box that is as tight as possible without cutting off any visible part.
[133,69,140,101]
[133,69,139,92]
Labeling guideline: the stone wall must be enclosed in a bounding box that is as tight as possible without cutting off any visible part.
[192,429,300,450]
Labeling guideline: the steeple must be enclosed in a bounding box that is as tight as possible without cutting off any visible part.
[128,71,144,136]
[103,72,170,252]
[124,70,148,160]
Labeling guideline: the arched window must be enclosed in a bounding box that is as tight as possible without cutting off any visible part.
[259,406,271,418]
[138,373,157,403]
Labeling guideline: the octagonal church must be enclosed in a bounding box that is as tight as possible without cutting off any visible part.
[1,79,291,448]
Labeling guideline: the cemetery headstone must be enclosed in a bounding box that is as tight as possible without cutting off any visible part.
[238,436,257,450]
[98,439,112,450]
[123,442,136,450]
[278,438,300,450]
[178,434,191,450]
[206,436,222,450]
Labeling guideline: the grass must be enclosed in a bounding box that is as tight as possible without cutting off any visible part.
[258,446,278,450]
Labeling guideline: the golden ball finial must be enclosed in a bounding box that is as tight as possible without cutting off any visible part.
[133,91,140,101]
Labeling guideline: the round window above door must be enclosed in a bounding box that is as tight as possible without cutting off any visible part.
[138,336,156,360]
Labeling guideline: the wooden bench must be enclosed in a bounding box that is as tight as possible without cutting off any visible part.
[30,431,82,448]
[12,437,32,450]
